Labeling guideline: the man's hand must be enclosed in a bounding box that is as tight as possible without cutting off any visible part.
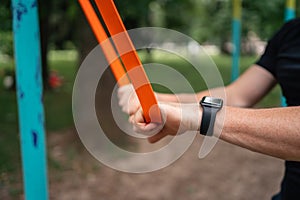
[129,103,202,143]
[117,84,140,115]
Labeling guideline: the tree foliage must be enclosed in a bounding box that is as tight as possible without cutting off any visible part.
[1,0,299,58]
[115,0,296,46]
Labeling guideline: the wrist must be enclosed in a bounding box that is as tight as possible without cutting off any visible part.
[180,103,202,132]
[213,106,226,137]
[196,106,203,131]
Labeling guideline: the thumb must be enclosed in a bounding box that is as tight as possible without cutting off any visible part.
[131,107,164,136]
[147,103,164,123]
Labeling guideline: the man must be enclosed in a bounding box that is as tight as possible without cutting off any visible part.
[118,18,300,199]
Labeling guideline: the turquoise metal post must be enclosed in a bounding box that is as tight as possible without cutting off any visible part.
[231,0,241,81]
[285,0,296,21]
[281,0,296,106]
[12,0,48,199]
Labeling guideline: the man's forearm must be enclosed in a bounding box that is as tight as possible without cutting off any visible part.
[156,87,224,104]
[217,106,300,161]
[156,92,200,103]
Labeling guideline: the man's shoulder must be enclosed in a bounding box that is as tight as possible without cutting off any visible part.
[281,18,300,32]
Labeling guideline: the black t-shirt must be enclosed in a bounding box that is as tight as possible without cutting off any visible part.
[256,18,300,200]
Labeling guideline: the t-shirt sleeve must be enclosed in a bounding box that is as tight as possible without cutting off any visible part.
[256,33,280,77]
[256,38,278,77]
[255,19,297,77]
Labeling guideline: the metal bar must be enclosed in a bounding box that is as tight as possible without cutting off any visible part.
[285,0,296,21]
[12,0,48,199]
[231,0,241,82]
[282,0,296,106]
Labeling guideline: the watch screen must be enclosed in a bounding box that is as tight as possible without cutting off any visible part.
[204,97,222,106]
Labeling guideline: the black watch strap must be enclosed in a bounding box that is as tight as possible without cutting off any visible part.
[200,106,218,136]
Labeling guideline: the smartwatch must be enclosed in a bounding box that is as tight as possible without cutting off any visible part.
[200,96,223,136]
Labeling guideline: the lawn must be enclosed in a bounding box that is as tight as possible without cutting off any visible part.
[0,50,281,197]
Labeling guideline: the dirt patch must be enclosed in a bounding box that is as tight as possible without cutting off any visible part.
[45,128,283,200]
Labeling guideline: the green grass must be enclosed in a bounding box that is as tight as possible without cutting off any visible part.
[45,50,78,131]
[44,60,77,131]
[0,65,20,173]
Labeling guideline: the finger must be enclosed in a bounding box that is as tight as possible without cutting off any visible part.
[133,108,144,122]
[147,130,168,143]
[129,115,135,124]
[118,84,132,93]
[133,122,159,133]
[117,84,132,100]
[117,87,127,98]
[119,93,130,106]
[128,105,139,116]
[119,97,132,114]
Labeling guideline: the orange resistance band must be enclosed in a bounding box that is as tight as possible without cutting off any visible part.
[78,0,129,86]
[95,0,161,123]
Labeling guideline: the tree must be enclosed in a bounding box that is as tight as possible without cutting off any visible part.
[38,0,51,88]
[2,0,299,75]
[0,0,13,57]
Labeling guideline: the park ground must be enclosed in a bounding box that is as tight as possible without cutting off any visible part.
[0,51,283,199]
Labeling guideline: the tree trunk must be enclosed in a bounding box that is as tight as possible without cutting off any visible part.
[38,0,50,89]
[75,11,98,66]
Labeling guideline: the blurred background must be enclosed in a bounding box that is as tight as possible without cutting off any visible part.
[0,0,299,199]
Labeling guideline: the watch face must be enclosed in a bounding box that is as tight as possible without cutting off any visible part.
[202,97,223,107]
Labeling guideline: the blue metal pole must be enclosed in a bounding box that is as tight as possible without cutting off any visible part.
[285,0,296,21]
[12,0,48,199]
[281,0,296,106]
[231,0,241,82]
